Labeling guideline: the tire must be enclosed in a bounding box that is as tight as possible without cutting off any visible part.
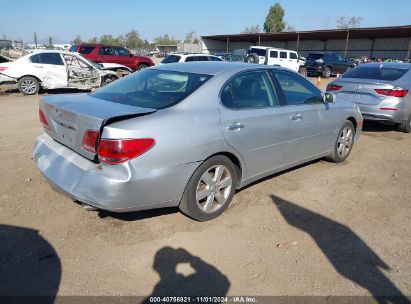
[326,121,355,163]
[322,66,331,78]
[18,76,40,95]
[179,155,237,221]
[245,53,259,64]
[398,115,411,133]
[138,64,149,70]
[298,67,307,77]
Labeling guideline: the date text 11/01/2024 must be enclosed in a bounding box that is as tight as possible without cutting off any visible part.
[148,296,257,303]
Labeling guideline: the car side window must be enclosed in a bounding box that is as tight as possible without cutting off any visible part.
[30,53,63,65]
[273,71,322,106]
[63,54,89,68]
[208,56,222,61]
[114,47,129,56]
[196,56,209,62]
[223,71,278,109]
[280,51,287,59]
[99,47,113,56]
[185,56,196,62]
[221,85,236,108]
[290,52,298,59]
[270,51,278,58]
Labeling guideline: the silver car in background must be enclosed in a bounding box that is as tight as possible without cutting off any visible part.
[327,62,411,132]
[34,62,363,221]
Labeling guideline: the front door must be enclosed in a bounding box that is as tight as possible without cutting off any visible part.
[270,70,339,162]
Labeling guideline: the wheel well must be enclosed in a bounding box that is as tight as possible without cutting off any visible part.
[347,117,357,129]
[18,75,42,84]
[207,152,242,187]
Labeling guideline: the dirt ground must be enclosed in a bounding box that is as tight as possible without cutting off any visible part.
[0,77,410,301]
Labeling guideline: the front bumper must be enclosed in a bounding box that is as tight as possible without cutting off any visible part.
[33,134,200,212]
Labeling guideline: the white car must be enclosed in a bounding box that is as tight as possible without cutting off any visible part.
[160,53,222,64]
[245,46,306,75]
[0,50,130,95]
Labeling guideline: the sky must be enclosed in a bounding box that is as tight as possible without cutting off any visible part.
[2,0,411,43]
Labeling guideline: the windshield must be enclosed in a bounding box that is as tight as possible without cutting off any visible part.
[342,66,409,81]
[307,53,324,60]
[161,55,181,64]
[91,69,212,109]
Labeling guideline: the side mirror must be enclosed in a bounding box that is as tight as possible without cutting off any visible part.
[129,53,133,57]
[323,92,335,104]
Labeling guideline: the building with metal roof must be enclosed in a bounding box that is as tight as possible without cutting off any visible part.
[201,25,411,60]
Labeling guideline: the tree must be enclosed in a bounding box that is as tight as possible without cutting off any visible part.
[99,34,120,45]
[154,34,178,45]
[263,2,285,32]
[184,30,196,43]
[241,25,261,34]
[336,16,363,29]
[125,29,142,49]
[73,35,82,44]
[88,37,98,43]
[34,32,38,48]
[2,34,6,40]
[48,36,53,48]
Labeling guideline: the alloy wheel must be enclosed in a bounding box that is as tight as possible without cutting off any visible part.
[337,126,353,158]
[195,165,233,213]
[20,79,37,94]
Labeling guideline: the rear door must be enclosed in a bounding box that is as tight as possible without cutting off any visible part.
[98,46,115,63]
[270,70,339,161]
[30,52,67,88]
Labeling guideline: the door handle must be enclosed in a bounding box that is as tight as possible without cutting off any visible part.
[227,122,244,130]
[290,114,303,120]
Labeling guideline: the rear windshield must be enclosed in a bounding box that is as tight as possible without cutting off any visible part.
[161,55,181,64]
[78,46,95,54]
[342,66,409,81]
[91,69,212,109]
[249,48,267,57]
[307,53,324,60]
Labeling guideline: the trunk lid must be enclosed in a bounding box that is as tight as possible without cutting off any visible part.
[332,78,396,105]
[39,93,156,160]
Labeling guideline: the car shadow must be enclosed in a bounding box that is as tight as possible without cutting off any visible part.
[271,195,410,303]
[0,224,61,303]
[98,207,179,221]
[362,120,398,133]
[142,247,230,302]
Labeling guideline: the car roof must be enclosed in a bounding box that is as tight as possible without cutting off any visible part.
[152,61,285,75]
[357,62,411,69]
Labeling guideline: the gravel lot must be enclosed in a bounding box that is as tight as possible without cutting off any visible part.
[0,76,410,301]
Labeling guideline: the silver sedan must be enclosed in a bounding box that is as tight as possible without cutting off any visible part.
[327,62,411,132]
[34,62,363,221]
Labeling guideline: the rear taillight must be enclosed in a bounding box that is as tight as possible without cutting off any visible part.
[326,84,342,91]
[82,130,100,153]
[39,109,50,130]
[0,66,8,71]
[97,138,155,164]
[374,88,408,97]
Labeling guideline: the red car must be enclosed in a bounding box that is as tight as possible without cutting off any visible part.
[74,44,154,71]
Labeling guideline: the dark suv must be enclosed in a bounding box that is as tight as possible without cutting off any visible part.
[74,44,154,71]
[305,52,354,78]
